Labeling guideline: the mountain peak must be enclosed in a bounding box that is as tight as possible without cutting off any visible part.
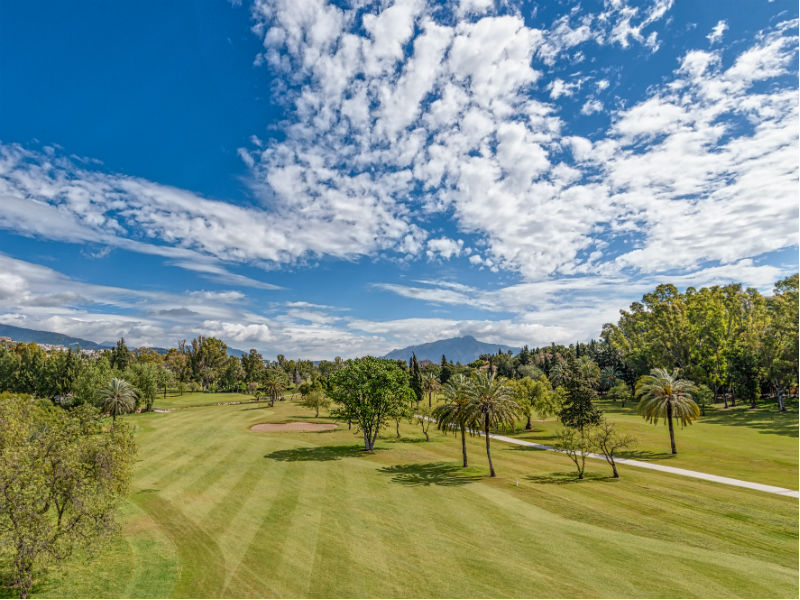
[383,335,518,364]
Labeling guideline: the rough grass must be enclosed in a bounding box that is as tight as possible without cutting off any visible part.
[27,395,799,598]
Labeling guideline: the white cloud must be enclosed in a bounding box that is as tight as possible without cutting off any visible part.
[580,98,604,115]
[707,20,728,45]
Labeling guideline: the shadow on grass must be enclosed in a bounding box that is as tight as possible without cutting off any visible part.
[526,471,613,485]
[379,462,482,486]
[697,401,798,438]
[387,437,429,444]
[618,449,675,461]
[265,444,365,462]
[241,405,272,411]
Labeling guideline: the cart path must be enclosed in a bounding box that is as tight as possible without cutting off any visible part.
[420,416,799,498]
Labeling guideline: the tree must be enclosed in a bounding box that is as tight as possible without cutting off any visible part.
[608,378,632,407]
[463,372,518,477]
[511,376,557,430]
[636,368,699,454]
[422,372,440,408]
[263,370,288,407]
[761,275,798,412]
[409,354,423,405]
[555,426,592,480]
[439,354,452,385]
[589,419,636,478]
[0,395,136,598]
[558,356,601,430]
[327,357,412,451]
[432,375,476,467]
[109,338,132,371]
[99,378,137,424]
[415,404,434,441]
[299,388,331,418]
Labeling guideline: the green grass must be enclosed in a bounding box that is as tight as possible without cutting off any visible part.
[28,395,798,598]
[505,398,798,489]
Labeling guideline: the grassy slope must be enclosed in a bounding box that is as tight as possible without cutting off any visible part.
[30,394,798,598]
[505,398,798,489]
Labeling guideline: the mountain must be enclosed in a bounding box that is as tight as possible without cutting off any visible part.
[382,335,519,364]
[0,323,106,350]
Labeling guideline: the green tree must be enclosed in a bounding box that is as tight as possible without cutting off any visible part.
[409,354,423,405]
[463,372,518,477]
[263,370,288,407]
[432,375,476,467]
[99,378,137,424]
[299,388,331,418]
[761,275,798,412]
[414,404,434,441]
[439,354,452,385]
[327,357,412,451]
[0,395,136,598]
[636,368,699,454]
[511,376,557,430]
[109,338,132,371]
[422,372,440,408]
[555,426,592,480]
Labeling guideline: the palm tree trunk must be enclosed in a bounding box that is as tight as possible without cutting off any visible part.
[525,414,532,430]
[428,392,431,408]
[484,414,495,477]
[777,390,786,412]
[460,425,468,468]
[667,402,677,454]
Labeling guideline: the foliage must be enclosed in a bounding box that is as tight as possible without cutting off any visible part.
[463,372,518,477]
[0,394,136,598]
[511,376,557,430]
[432,374,476,467]
[99,378,137,423]
[326,357,413,451]
[636,368,699,454]
[298,388,331,418]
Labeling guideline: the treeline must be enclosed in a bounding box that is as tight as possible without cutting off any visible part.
[0,275,795,415]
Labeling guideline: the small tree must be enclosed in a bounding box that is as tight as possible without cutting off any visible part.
[422,372,440,408]
[555,426,592,479]
[433,375,476,467]
[589,419,636,478]
[415,404,433,441]
[263,370,288,407]
[299,389,331,418]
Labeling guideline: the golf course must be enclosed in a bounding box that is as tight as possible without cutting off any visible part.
[29,393,798,599]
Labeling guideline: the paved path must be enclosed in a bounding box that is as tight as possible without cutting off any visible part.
[421,416,799,498]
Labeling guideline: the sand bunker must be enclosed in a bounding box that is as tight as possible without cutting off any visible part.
[250,422,337,432]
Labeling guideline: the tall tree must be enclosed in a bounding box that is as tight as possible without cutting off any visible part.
[635,368,699,454]
[432,375,476,467]
[422,372,440,408]
[409,354,423,405]
[464,372,518,477]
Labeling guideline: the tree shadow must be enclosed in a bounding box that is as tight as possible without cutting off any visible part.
[265,444,365,462]
[697,401,798,438]
[378,462,482,486]
[619,449,675,461]
[525,472,612,485]
[387,437,429,444]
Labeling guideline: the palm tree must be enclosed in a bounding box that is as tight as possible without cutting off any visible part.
[636,368,699,454]
[263,371,286,407]
[100,378,137,425]
[422,372,440,408]
[464,372,518,477]
[432,375,476,467]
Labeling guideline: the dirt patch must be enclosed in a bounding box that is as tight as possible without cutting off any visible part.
[250,422,338,433]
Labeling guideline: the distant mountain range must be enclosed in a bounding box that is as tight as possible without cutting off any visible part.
[382,335,519,364]
[0,323,245,357]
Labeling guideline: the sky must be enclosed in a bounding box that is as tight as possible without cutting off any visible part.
[0,0,797,360]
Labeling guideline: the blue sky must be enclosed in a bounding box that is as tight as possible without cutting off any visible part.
[0,0,797,359]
